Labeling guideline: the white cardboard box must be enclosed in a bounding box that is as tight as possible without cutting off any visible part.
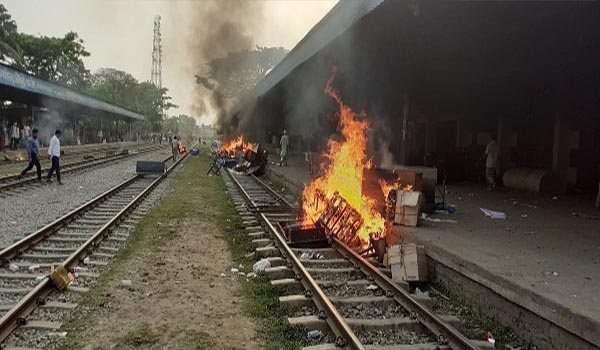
[394,190,423,227]
[389,243,427,282]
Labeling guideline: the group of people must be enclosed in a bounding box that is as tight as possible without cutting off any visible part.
[0,121,32,152]
[19,128,63,184]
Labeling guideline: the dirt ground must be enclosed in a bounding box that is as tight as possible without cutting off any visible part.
[64,157,257,350]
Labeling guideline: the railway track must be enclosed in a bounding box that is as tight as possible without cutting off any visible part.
[0,151,189,350]
[0,145,166,196]
[223,169,493,350]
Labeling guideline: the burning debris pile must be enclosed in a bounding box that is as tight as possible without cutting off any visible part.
[210,134,268,176]
[301,76,400,249]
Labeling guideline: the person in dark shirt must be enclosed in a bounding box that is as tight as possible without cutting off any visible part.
[19,128,42,181]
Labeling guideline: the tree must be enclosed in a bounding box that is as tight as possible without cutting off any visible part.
[196,46,288,97]
[16,31,90,88]
[0,4,22,66]
[86,68,177,133]
[162,114,200,141]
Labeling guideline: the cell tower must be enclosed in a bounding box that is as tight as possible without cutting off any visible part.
[151,15,162,88]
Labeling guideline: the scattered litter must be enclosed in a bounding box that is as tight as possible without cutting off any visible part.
[480,208,506,220]
[50,265,73,291]
[238,272,246,277]
[238,263,244,270]
[552,196,558,200]
[421,213,458,224]
[521,214,528,218]
[9,263,19,272]
[48,332,68,338]
[74,266,87,272]
[572,212,599,220]
[28,265,40,273]
[307,330,323,340]
[230,268,240,274]
[83,257,90,265]
[35,275,45,281]
[253,259,271,273]
[120,280,133,289]
[485,332,495,345]
[219,273,226,277]
[552,271,559,276]
[366,284,379,291]
[247,272,257,278]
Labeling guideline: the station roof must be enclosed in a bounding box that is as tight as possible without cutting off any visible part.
[229,0,384,115]
[0,63,145,121]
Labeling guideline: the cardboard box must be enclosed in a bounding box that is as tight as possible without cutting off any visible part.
[394,190,423,227]
[388,243,428,282]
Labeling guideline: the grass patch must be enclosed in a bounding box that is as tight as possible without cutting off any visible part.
[62,150,308,350]
[117,322,160,347]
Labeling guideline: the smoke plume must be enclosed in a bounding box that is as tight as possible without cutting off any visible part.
[168,0,265,132]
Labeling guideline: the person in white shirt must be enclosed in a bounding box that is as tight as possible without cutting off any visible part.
[484,135,499,190]
[10,122,19,150]
[47,129,62,184]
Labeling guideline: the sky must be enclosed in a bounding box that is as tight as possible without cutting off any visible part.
[3,0,336,124]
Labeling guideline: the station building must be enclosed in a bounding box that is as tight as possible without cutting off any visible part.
[0,63,145,146]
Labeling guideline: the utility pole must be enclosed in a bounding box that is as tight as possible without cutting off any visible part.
[151,15,162,88]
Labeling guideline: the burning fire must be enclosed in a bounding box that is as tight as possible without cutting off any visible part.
[220,134,256,155]
[302,75,389,247]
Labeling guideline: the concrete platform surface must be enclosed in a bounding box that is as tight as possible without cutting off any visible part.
[268,153,600,346]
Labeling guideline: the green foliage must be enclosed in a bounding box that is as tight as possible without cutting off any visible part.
[0,4,21,65]
[86,68,177,132]
[15,31,90,88]
[162,114,200,140]
[196,46,288,97]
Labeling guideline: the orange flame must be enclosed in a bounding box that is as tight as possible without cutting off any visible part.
[301,75,387,246]
[220,134,256,155]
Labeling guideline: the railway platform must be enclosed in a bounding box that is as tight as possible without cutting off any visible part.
[269,153,600,349]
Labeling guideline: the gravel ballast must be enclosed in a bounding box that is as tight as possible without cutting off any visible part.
[0,151,171,248]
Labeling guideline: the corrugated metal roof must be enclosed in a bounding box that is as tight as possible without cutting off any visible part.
[254,0,384,96]
[0,63,145,121]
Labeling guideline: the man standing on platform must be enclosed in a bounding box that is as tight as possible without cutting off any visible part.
[19,128,41,181]
[484,135,499,190]
[10,122,19,150]
[279,129,289,167]
[47,129,62,185]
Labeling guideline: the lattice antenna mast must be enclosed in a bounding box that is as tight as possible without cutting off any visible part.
[151,15,162,88]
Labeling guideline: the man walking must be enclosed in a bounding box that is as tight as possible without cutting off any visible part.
[19,128,41,181]
[47,129,62,184]
[279,129,289,167]
[0,120,6,152]
[171,136,179,162]
[484,135,499,190]
[10,122,19,151]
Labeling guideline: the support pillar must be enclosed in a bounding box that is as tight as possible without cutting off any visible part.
[399,92,409,164]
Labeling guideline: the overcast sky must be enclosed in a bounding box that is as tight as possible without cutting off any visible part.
[3,0,336,123]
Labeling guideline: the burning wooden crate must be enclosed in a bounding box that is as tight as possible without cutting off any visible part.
[362,168,424,226]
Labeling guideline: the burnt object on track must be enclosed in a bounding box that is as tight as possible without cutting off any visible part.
[136,160,166,175]
[279,221,329,248]
[233,143,269,176]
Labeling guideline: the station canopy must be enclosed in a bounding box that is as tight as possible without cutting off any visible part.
[0,63,145,121]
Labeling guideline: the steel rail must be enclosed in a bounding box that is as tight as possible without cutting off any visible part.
[0,145,164,191]
[250,174,296,208]
[226,170,365,350]
[332,237,482,350]
[0,152,187,343]
[238,173,482,350]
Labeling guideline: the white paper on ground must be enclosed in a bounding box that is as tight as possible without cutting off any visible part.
[480,208,506,219]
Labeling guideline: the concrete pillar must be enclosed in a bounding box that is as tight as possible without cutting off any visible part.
[456,116,461,148]
[400,93,409,164]
[552,112,571,187]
